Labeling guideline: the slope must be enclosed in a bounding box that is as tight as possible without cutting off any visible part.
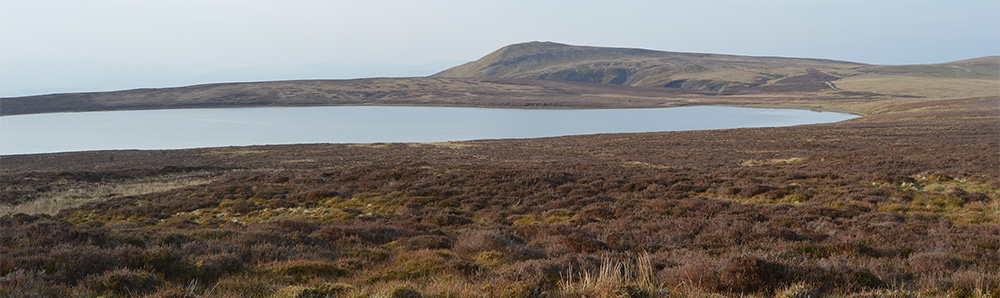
[434,42,999,98]
[433,41,868,94]
[833,56,1000,98]
[858,56,1000,80]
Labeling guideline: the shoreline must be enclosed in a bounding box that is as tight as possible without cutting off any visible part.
[2,77,891,117]
[0,105,861,156]
[715,104,865,116]
[0,101,864,116]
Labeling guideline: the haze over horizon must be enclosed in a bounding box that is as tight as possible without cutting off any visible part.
[1,0,998,97]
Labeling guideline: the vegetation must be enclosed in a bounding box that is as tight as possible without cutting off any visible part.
[1,42,998,297]
[2,94,997,297]
[858,56,1000,80]
[0,78,703,116]
[3,43,996,117]
[434,42,998,96]
[433,42,868,94]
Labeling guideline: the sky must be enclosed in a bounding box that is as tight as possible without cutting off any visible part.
[1,0,998,96]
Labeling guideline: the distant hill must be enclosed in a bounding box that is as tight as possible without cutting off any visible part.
[0,78,708,116]
[433,41,999,95]
[0,59,461,98]
[857,56,1000,79]
[433,41,867,94]
[4,42,996,116]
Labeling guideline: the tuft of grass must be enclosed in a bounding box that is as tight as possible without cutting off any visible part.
[320,192,408,216]
[259,259,350,283]
[83,268,161,297]
[842,289,918,298]
[510,209,575,226]
[775,282,821,298]
[474,250,509,268]
[558,252,665,297]
[206,274,278,298]
[364,250,456,283]
[273,282,356,298]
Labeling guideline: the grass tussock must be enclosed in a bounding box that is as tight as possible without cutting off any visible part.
[558,252,665,297]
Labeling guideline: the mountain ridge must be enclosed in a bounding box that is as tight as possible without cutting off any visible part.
[434,41,998,94]
[3,42,996,116]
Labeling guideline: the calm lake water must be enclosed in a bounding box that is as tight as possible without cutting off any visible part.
[0,106,857,155]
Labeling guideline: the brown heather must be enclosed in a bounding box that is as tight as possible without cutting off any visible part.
[1,90,998,296]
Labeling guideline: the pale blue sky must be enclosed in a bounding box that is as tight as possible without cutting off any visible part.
[0,0,997,95]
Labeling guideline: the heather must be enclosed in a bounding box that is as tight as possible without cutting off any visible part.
[1,97,998,297]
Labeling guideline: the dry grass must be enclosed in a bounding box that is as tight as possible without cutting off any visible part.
[623,161,673,169]
[412,142,475,150]
[0,93,996,297]
[559,252,665,297]
[0,172,220,216]
[204,149,271,157]
[835,74,999,98]
[435,41,861,91]
[0,77,704,116]
[740,157,807,167]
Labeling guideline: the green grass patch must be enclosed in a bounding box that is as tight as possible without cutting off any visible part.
[367,250,454,282]
[259,259,350,283]
[861,63,999,80]
[172,192,415,224]
[511,209,576,226]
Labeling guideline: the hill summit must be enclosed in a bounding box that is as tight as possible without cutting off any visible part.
[433,41,871,94]
[435,41,1000,95]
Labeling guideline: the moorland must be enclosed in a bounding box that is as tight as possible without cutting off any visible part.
[1,42,998,298]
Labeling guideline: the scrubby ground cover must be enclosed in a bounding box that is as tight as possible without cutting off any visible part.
[1,96,998,297]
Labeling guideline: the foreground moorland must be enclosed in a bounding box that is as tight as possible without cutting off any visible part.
[2,96,998,297]
[1,43,998,297]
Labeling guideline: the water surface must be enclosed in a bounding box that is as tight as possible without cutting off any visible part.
[0,106,857,155]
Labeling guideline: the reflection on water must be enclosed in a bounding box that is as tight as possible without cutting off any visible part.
[0,106,857,155]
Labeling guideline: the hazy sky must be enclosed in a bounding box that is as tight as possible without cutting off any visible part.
[2,0,998,72]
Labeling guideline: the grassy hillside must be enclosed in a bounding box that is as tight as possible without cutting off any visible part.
[4,43,995,116]
[433,41,867,94]
[0,78,708,116]
[0,76,908,117]
[833,57,1000,99]
[434,42,999,98]
[858,56,1000,80]
[832,75,999,99]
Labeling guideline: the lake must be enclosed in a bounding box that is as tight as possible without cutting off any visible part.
[0,106,858,155]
